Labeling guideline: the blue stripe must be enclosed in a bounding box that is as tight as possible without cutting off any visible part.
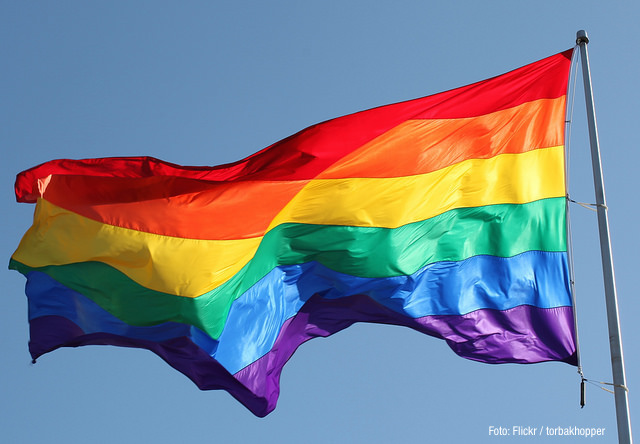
[25,250,571,375]
[215,250,571,373]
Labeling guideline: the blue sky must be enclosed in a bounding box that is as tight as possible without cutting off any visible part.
[2,1,638,443]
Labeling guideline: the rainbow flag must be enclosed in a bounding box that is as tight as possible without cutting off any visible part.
[10,49,577,417]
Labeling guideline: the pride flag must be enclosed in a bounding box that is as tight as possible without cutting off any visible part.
[10,49,577,417]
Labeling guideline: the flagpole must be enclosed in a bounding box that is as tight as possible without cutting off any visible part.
[575,30,632,444]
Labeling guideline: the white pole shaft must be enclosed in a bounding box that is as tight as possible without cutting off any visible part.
[576,29,632,444]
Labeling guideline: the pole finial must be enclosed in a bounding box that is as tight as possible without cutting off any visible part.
[576,30,589,45]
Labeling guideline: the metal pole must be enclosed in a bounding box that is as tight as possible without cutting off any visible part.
[576,29,632,444]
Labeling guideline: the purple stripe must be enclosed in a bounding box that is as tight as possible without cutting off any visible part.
[29,295,576,418]
[232,295,576,414]
[28,316,270,416]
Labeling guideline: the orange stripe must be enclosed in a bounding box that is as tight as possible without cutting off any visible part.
[42,176,308,240]
[40,97,563,240]
[318,97,565,179]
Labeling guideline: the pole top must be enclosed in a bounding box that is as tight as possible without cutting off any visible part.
[576,30,589,45]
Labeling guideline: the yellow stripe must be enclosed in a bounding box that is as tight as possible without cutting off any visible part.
[268,146,565,230]
[12,199,262,297]
[14,146,564,297]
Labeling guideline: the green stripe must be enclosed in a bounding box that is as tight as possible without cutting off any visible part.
[10,197,566,339]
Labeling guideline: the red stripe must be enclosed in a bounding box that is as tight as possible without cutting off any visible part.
[15,49,572,203]
[411,49,572,119]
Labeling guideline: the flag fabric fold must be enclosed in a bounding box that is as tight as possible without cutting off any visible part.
[10,49,577,417]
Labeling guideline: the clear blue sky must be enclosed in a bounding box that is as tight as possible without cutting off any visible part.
[2,1,638,443]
